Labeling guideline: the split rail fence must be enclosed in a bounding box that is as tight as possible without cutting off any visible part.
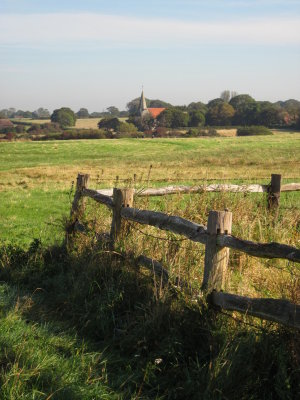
[69,173,300,330]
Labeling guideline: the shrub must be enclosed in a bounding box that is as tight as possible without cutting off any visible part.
[186,128,219,137]
[115,131,144,139]
[236,126,273,136]
[117,122,138,134]
[32,129,108,141]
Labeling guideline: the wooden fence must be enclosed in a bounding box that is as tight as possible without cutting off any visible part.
[69,173,300,330]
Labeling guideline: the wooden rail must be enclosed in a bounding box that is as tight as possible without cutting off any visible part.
[69,173,300,330]
[94,183,300,197]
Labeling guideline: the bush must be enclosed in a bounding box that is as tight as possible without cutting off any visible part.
[32,129,107,141]
[186,128,219,137]
[115,131,144,139]
[27,123,62,136]
[237,126,273,136]
[117,122,139,134]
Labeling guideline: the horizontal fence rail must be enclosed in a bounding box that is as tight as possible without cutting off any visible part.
[94,182,300,198]
[68,173,300,330]
[211,292,300,329]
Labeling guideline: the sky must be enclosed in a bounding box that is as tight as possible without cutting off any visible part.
[1,0,300,112]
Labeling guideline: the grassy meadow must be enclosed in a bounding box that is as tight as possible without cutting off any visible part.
[1,133,300,246]
[0,134,300,399]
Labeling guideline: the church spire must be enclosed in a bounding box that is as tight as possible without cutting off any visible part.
[139,89,147,115]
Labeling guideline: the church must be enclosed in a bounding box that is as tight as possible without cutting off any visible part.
[138,90,165,119]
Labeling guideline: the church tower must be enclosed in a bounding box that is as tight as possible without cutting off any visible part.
[137,89,166,119]
[138,90,149,117]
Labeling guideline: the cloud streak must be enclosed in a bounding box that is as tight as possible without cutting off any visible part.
[0,13,299,47]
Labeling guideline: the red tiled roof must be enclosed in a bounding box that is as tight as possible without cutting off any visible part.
[147,108,165,118]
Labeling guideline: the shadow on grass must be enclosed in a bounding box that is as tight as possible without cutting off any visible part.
[0,239,299,400]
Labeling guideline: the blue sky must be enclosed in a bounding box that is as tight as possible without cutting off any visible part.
[1,0,300,112]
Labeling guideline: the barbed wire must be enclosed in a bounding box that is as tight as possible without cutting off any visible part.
[127,221,206,253]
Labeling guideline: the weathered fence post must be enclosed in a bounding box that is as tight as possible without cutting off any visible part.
[70,173,89,219]
[202,210,232,292]
[110,188,134,247]
[267,174,281,209]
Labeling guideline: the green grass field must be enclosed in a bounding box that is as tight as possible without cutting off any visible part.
[1,134,300,399]
[1,134,299,246]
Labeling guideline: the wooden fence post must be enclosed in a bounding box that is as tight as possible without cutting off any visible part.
[202,210,232,292]
[110,188,134,247]
[268,174,281,209]
[70,173,89,219]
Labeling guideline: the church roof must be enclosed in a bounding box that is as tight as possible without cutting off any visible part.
[147,108,165,118]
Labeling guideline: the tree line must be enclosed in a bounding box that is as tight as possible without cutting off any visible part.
[126,93,300,129]
[0,106,128,120]
[1,92,300,131]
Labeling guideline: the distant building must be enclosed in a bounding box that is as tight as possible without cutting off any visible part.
[138,90,165,119]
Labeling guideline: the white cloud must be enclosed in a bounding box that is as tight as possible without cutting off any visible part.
[0,13,299,47]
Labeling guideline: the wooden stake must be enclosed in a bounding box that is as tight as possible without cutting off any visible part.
[110,188,134,246]
[70,173,89,218]
[268,174,281,209]
[202,210,232,292]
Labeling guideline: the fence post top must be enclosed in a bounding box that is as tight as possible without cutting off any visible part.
[207,210,232,235]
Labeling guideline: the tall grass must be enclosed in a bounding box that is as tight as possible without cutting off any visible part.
[0,135,299,398]
[0,212,299,399]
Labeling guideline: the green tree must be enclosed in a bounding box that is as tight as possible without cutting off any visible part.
[157,109,173,128]
[187,101,208,114]
[148,99,172,108]
[51,107,76,128]
[33,108,50,119]
[257,103,282,127]
[107,106,120,116]
[98,117,120,131]
[127,98,143,116]
[171,109,189,127]
[157,108,188,128]
[207,98,225,109]
[76,108,89,118]
[127,115,155,131]
[229,94,256,125]
[206,103,235,125]
[188,110,205,127]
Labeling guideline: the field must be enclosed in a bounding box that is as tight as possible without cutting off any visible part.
[0,133,299,245]
[14,117,128,129]
[1,134,300,399]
